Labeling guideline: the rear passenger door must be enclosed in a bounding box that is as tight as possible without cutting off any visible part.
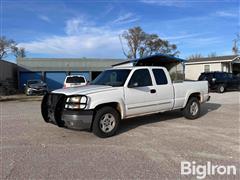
[228,74,240,89]
[152,68,174,111]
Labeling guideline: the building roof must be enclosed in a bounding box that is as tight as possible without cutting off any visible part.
[17,57,124,71]
[0,59,17,65]
[186,55,239,63]
[113,54,186,67]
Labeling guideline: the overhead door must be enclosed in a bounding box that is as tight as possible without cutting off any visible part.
[19,71,42,90]
[45,72,67,90]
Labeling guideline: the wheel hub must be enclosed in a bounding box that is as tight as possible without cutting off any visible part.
[99,113,116,133]
[190,102,199,116]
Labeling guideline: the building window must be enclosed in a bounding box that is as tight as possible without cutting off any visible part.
[204,65,210,72]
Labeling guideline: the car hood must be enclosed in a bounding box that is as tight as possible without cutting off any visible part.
[52,85,118,96]
[29,83,46,88]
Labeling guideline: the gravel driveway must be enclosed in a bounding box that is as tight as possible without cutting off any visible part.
[1,92,239,179]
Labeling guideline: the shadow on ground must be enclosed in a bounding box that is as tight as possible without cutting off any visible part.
[118,102,221,135]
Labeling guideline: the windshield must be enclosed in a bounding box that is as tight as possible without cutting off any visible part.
[28,80,42,85]
[90,69,131,87]
[66,76,85,83]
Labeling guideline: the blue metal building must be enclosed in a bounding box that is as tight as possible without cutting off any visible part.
[17,58,123,91]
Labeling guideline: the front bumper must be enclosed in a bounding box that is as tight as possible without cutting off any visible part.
[41,93,93,130]
[62,109,93,130]
[27,88,47,95]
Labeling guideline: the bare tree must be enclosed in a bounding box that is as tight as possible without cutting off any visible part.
[208,52,217,58]
[122,27,146,59]
[0,36,16,59]
[0,36,26,60]
[232,33,239,55]
[187,53,204,60]
[12,46,26,58]
[121,26,179,59]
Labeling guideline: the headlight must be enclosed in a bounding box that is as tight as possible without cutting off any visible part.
[65,95,88,109]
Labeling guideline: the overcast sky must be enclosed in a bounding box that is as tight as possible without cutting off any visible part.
[2,0,239,62]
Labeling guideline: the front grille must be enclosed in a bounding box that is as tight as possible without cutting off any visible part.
[42,93,66,126]
[48,93,65,108]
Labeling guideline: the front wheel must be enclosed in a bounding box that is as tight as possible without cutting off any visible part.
[217,84,225,93]
[183,97,201,119]
[92,107,120,138]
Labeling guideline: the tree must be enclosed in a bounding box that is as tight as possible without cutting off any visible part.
[0,36,26,60]
[121,26,179,59]
[232,33,239,55]
[187,53,204,60]
[122,27,146,59]
[12,46,26,58]
[208,52,217,58]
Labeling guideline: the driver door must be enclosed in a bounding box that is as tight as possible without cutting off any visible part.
[124,69,159,117]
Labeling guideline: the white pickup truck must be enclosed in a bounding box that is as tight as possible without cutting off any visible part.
[41,66,210,138]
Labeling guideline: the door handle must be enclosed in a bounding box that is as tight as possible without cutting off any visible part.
[150,89,156,93]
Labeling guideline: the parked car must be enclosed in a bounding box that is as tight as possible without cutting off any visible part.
[63,75,87,88]
[198,72,240,93]
[24,80,48,96]
[41,66,210,138]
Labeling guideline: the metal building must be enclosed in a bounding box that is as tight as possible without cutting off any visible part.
[17,58,123,90]
[0,60,18,95]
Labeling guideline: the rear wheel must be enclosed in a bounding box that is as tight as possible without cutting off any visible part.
[183,97,201,119]
[217,84,225,93]
[92,106,120,138]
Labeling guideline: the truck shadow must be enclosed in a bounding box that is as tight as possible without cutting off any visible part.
[117,103,221,135]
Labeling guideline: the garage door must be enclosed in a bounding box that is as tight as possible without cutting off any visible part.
[70,72,90,81]
[45,72,67,90]
[19,71,42,90]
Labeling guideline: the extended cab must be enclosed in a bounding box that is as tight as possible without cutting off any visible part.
[41,66,210,138]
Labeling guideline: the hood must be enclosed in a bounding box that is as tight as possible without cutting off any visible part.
[29,83,46,88]
[52,85,117,96]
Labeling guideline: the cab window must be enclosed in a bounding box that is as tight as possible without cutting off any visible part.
[152,69,168,85]
[128,69,152,87]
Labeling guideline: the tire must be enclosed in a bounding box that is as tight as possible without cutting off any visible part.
[183,97,201,120]
[217,84,225,93]
[41,93,49,123]
[92,106,120,138]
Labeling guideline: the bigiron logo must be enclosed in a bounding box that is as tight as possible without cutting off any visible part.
[181,161,237,179]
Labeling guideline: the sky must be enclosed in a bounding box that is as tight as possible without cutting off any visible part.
[1,0,239,62]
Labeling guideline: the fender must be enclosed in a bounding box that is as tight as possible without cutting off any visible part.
[183,90,201,108]
[89,98,126,119]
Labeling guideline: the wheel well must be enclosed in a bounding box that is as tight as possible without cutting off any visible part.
[90,102,121,131]
[188,93,201,102]
[188,92,201,102]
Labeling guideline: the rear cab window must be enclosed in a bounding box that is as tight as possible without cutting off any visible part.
[152,69,168,85]
[66,76,85,83]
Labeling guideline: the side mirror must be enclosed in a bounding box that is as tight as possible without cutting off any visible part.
[128,82,138,88]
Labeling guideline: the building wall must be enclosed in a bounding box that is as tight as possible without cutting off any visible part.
[0,60,18,95]
[185,62,222,80]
